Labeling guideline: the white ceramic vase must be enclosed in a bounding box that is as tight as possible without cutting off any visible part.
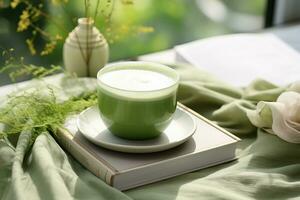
[63,18,109,77]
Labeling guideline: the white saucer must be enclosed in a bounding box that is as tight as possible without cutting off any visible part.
[77,106,196,153]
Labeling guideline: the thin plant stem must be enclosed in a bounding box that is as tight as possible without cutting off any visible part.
[86,18,91,76]
[94,0,100,24]
[74,30,88,69]
[84,0,87,18]
[58,0,90,76]
[84,0,94,76]
[86,0,102,76]
[84,0,89,18]
[22,0,68,34]
[29,24,52,41]
[57,2,88,73]
[107,0,116,20]
[59,3,76,27]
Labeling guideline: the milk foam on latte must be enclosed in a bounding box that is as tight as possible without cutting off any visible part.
[99,69,175,91]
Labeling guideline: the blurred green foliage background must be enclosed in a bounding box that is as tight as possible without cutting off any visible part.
[0,0,265,80]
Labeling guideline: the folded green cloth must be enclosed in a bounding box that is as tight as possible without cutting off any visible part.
[175,63,286,135]
[1,63,299,200]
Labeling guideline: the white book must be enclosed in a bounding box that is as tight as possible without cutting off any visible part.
[56,103,239,191]
[175,33,300,87]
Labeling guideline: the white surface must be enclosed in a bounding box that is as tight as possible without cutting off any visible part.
[77,105,196,153]
[139,25,300,65]
[174,33,300,87]
[138,49,175,63]
[99,69,175,91]
[175,34,300,86]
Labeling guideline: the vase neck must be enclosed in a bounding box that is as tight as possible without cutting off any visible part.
[78,18,94,29]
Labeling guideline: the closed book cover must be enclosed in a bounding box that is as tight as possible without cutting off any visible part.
[55,103,240,191]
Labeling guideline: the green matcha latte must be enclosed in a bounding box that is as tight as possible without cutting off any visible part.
[97,61,179,140]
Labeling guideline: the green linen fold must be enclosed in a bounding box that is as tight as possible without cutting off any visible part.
[1,131,132,200]
[1,63,299,200]
[173,64,285,136]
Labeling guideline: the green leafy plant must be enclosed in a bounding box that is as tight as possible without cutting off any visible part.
[0,88,97,144]
[1,48,62,81]
[0,51,97,147]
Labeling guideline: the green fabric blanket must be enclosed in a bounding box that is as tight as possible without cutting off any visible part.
[1,64,300,200]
